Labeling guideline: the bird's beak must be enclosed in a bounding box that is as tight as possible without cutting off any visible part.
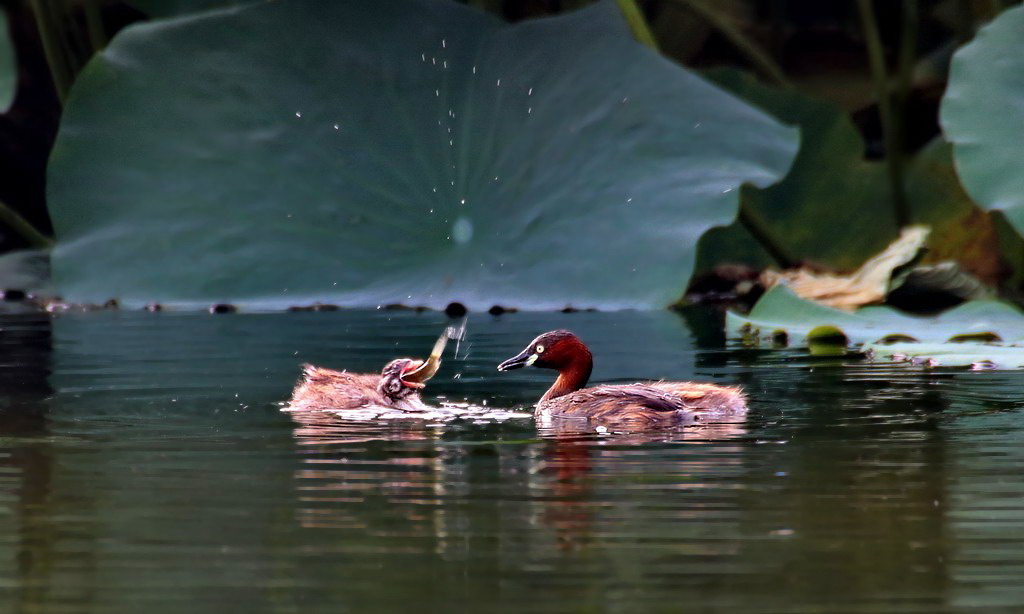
[399,360,429,389]
[401,325,459,387]
[497,348,537,372]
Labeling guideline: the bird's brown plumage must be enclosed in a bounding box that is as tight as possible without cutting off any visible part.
[498,330,747,426]
[288,361,430,412]
[543,382,746,426]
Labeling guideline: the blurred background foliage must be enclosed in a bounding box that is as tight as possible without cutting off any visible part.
[0,0,1022,308]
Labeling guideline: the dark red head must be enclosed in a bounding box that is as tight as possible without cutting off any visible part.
[497,330,593,373]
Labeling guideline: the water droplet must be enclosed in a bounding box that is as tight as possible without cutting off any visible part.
[432,187,438,192]
[421,53,426,62]
[432,57,436,65]
[528,87,533,96]
[460,199,466,204]
[449,140,453,146]
[622,97,628,103]
[429,209,434,213]
[496,79,501,86]
[694,122,702,128]
[295,112,301,118]
[452,217,474,244]
[527,107,532,114]
[627,198,632,202]
[333,124,339,130]
[442,38,446,48]
[472,65,477,74]
[443,60,447,69]
[723,188,733,193]
[494,176,499,181]
[435,89,440,97]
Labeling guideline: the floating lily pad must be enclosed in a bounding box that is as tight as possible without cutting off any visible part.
[864,342,1024,369]
[727,285,1024,347]
[0,9,15,113]
[941,5,1024,237]
[47,0,796,310]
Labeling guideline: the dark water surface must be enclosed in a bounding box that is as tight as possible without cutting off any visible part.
[0,308,1022,612]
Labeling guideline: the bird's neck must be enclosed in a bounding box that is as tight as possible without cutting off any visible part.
[541,353,593,403]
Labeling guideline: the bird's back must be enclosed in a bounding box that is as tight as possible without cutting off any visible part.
[540,381,747,427]
[288,364,387,410]
[646,381,748,415]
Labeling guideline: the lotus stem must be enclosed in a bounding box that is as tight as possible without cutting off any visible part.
[738,198,797,269]
[857,0,910,228]
[894,0,917,214]
[84,1,108,52]
[670,0,790,88]
[615,0,659,51]
[0,198,53,249]
[29,0,71,103]
[63,3,91,69]
[896,1,918,102]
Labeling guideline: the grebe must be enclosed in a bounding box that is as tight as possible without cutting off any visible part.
[288,325,460,411]
[497,330,746,426]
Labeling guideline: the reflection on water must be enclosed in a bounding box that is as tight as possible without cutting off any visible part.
[0,309,1020,611]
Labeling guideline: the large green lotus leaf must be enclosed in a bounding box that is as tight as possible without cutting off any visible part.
[48,0,796,311]
[0,9,14,112]
[695,71,1009,288]
[941,5,1024,236]
[728,285,1024,346]
[697,69,896,274]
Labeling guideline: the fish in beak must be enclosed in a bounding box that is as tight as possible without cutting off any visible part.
[400,320,467,387]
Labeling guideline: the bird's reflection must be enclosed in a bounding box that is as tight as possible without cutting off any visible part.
[287,407,440,446]
[536,412,749,441]
[535,415,750,550]
[286,402,749,553]
[286,406,528,559]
